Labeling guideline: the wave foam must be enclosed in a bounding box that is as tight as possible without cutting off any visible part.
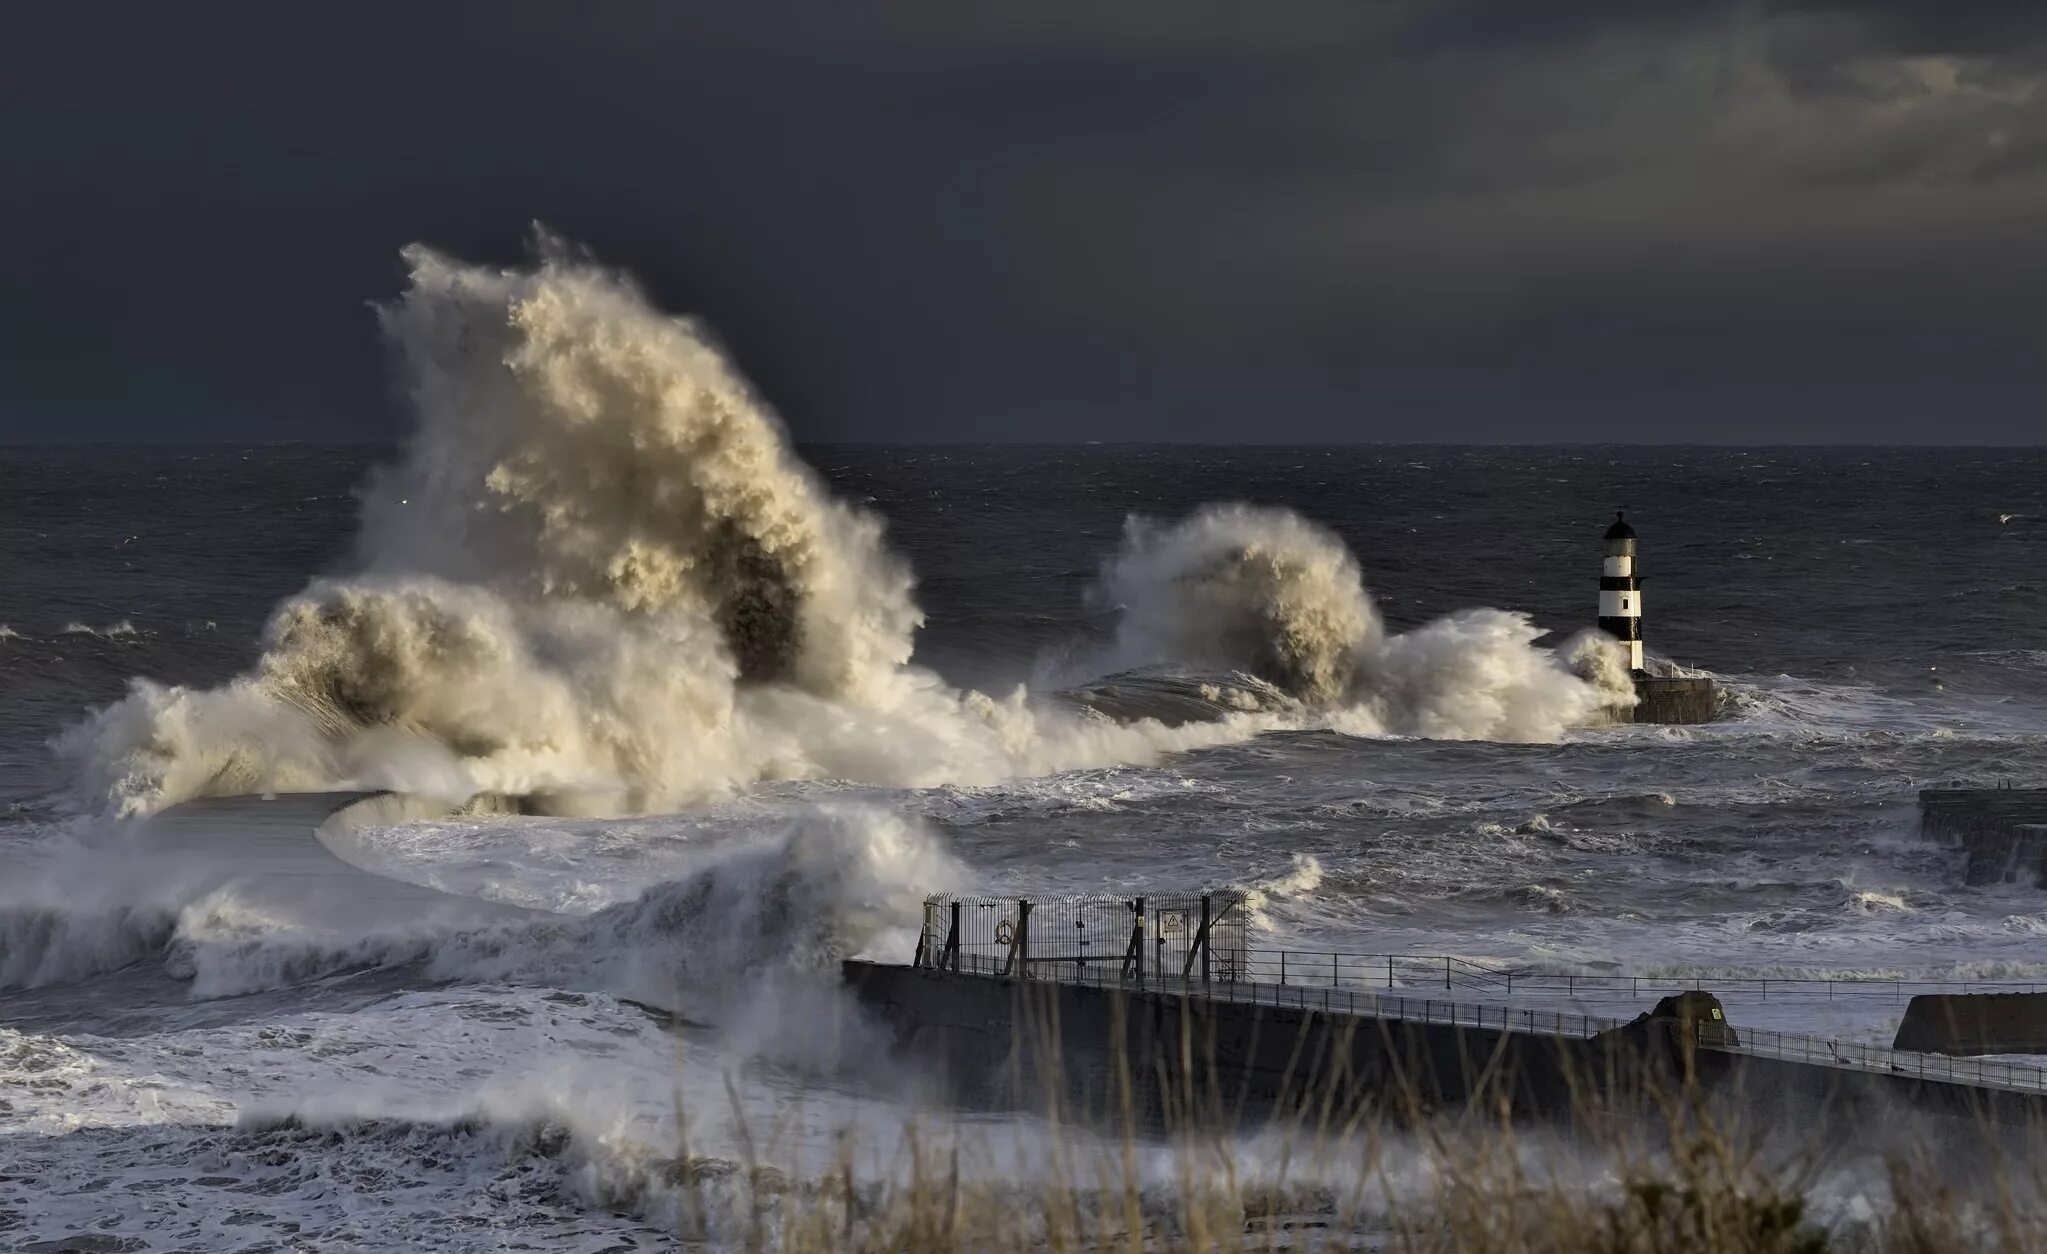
[433,803,963,1015]
[1,802,958,1012]
[63,235,1630,819]
[61,619,139,639]
[1240,853,1326,932]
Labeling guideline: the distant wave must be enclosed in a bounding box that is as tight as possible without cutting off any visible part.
[60,620,139,640]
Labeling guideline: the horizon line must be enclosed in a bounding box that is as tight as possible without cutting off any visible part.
[4,437,2047,451]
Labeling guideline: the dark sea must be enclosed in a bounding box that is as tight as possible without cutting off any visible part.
[4,441,2047,1248]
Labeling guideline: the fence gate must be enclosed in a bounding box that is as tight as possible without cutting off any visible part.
[914,891,1247,986]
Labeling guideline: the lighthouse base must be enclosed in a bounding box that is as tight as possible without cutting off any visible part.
[1615,675,1719,725]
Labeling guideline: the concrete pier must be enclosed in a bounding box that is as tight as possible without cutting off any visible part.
[1616,675,1719,725]
[843,959,2047,1138]
[1918,788,2047,885]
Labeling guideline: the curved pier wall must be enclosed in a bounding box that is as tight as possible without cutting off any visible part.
[842,961,2047,1139]
[845,960,1597,1127]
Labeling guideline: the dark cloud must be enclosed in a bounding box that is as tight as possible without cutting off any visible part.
[1776,0,2047,56]
[2,0,2045,443]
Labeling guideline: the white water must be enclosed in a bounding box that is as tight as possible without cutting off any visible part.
[62,238,1626,821]
[34,238,2017,1250]
[0,798,959,1019]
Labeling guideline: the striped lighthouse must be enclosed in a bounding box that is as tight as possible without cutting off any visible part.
[1598,510,1644,672]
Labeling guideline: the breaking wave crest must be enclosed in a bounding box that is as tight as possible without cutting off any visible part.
[1239,853,1326,932]
[1098,505,1374,704]
[441,804,963,1013]
[0,803,957,1009]
[62,235,1630,818]
[1100,505,1636,740]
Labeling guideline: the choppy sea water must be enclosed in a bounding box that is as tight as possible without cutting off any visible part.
[6,437,2047,1248]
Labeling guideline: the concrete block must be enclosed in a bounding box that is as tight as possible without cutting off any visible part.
[1918,790,2047,886]
[1893,994,2047,1057]
[1614,677,1719,725]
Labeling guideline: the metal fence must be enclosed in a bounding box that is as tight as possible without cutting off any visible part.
[1222,950,2047,1006]
[916,892,1248,984]
[916,903,2047,1009]
[1730,1024,2047,1093]
[910,898,2047,1095]
[937,946,2047,1097]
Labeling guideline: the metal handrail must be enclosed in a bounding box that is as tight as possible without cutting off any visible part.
[931,941,2047,1001]
[936,951,2047,1096]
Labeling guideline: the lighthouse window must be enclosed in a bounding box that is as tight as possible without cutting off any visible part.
[1621,598,1629,609]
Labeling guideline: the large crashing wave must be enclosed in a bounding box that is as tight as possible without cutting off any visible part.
[1098,505,1375,705]
[64,237,1631,818]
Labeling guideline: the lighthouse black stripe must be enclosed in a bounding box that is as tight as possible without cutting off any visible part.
[1598,576,1640,591]
[1598,616,1642,641]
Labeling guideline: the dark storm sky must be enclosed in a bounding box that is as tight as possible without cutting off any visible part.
[4,1,2047,443]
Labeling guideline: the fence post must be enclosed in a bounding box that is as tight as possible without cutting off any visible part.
[1012,897,1031,979]
[1280,951,1288,986]
[1199,893,1212,986]
[945,901,961,971]
[1134,897,1146,989]
[1445,956,1452,990]
[1385,955,1391,989]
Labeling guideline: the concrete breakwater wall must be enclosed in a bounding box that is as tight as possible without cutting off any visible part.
[1894,993,2047,1056]
[1616,676,1719,725]
[842,961,2047,1138]
[846,960,1604,1128]
[1919,789,2047,886]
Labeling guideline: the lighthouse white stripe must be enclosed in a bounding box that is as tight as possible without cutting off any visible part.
[1598,590,1642,617]
[1602,555,1634,577]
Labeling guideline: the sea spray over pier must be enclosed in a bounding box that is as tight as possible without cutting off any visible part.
[62,236,1627,818]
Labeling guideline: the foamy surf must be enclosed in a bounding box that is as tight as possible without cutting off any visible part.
[60,619,139,639]
[1,791,960,1030]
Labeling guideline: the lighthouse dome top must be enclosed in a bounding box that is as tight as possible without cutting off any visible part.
[1604,510,1637,541]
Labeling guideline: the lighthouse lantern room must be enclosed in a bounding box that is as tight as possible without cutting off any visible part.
[1598,510,1644,672]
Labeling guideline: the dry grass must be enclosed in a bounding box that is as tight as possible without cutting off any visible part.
[642,986,2047,1252]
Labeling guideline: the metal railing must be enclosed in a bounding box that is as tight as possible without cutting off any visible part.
[942,950,1610,1034]
[1729,1025,2047,1094]
[1196,948,2047,1007]
[917,892,1249,984]
[928,924,2047,1008]
[935,948,2047,1097]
